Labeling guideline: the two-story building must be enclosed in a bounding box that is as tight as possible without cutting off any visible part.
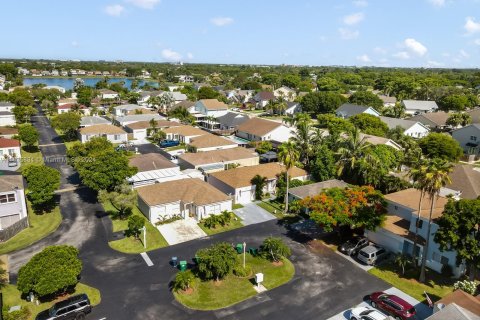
[452,124,480,157]
[79,124,128,143]
[194,99,229,117]
[0,172,28,241]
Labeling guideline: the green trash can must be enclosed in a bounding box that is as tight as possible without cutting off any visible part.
[236,243,243,254]
[179,260,187,271]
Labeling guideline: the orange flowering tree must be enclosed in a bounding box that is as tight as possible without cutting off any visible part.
[300,186,387,232]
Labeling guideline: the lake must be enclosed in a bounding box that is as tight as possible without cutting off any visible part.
[23,77,159,90]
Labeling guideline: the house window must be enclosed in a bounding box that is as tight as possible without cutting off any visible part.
[0,193,16,204]
[114,135,120,140]
[416,218,424,229]
[432,252,449,265]
[471,136,477,141]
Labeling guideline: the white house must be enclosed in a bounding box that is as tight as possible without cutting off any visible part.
[44,85,66,94]
[379,116,430,138]
[162,125,208,144]
[0,127,18,139]
[57,104,90,116]
[188,133,238,152]
[137,178,232,223]
[207,162,309,204]
[0,102,15,112]
[0,111,16,126]
[194,99,229,117]
[452,124,480,157]
[0,138,21,161]
[124,119,180,140]
[335,103,381,119]
[360,133,403,150]
[0,172,28,238]
[80,116,111,128]
[177,147,259,172]
[273,86,297,101]
[98,89,119,100]
[402,100,439,115]
[128,153,181,187]
[114,104,146,117]
[284,102,302,116]
[253,91,276,108]
[113,114,164,126]
[365,188,464,278]
[408,111,450,131]
[164,91,187,103]
[236,117,292,143]
[378,95,397,108]
[79,124,128,143]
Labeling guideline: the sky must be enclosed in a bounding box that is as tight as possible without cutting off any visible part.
[2,0,480,67]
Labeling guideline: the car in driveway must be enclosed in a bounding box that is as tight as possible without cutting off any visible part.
[370,292,416,320]
[357,245,388,266]
[159,139,179,148]
[36,293,91,320]
[350,306,388,320]
[339,236,369,256]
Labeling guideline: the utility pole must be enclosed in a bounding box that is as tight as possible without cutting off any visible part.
[143,226,147,249]
[243,241,246,268]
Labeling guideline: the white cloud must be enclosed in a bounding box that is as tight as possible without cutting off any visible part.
[393,51,410,59]
[343,12,365,25]
[71,41,79,47]
[373,47,387,55]
[210,17,234,27]
[338,28,359,40]
[161,49,182,61]
[404,38,428,56]
[459,49,470,58]
[353,0,368,7]
[105,4,125,16]
[464,17,480,34]
[187,52,194,59]
[356,54,371,63]
[427,0,445,7]
[125,0,160,9]
[474,39,480,45]
[427,60,444,67]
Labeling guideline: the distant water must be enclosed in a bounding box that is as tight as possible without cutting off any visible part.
[23,77,159,90]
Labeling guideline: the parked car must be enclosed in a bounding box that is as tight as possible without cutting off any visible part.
[159,139,179,148]
[36,294,91,320]
[357,245,388,265]
[339,236,369,256]
[350,306,388,320]
[370,292,416,320]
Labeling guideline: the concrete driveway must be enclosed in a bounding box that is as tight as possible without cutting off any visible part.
[157,218,207,245]
[234,202,276,226]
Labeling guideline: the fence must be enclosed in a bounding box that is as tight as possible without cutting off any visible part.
[0,217,28,242]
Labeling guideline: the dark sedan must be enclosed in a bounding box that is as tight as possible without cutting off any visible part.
[338,236,369,256]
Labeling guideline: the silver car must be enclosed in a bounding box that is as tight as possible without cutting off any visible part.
[357,245,388,265]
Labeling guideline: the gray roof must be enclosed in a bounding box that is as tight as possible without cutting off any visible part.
[80,116,110,126]
[467,108,480,123]
[402,100,439,111]
[288,179,348,199]
[114,104,143,111]
[216,112,250,128]
[168,92,187,101]
[115,114,163,124]
[336,103,379,118]
[379,116,424,131]
[0,101,14,107]
[427,303,480,320]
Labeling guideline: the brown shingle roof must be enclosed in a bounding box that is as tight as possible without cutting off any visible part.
[125,120,181,130]
[179,147,258,166]
[209,162,308,188]
[0,127,18,135]
[173,100,195,109]
[129,153,176,172]
[189,134,237,149]
[79,124,126,135]
[409,111,450,127]
[162,125,207,137]
[436,290,480,316]
[198,99,228,110]
[448,164,480,200]
[0,138,20,148]
[236,118,282,137]
[137,178,230,206]
[385,188,449,220]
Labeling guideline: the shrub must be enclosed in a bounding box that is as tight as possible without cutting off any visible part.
[173,270,195,292]
[201,211,234,229]
[2,306,30,320]
[261,237,291,262]
[125,215,144,239]
[233,264,252,278]
[196,242,237,281]
[155,214,182,226]
[454,280,477,295]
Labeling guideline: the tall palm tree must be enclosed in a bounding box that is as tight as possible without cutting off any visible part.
[418,158,454,283]
[336,128,370,177]
[289,114,312,166]
[278,141,300,213]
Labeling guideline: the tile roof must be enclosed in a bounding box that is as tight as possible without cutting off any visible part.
[0,138,20,148]
[162,125,207,137]
[125,120,180,130]
[385,188,448,220]
[288,179,348,199]
[114,104,143,111]
[189,134,237,149]
[178,147,258,166]
[378,95,397,104]
[57,103,87,110]
[79,124,126,135]
[436,290,480,317]
[448,164,480,200]
[408,111,450,127]
[197,99,228,110]
[129,153,177,172]
[236,117,282,137]
[209,162,308,188]
[402,100,439,111]
[137,178,230,206]
[359,133,401,149]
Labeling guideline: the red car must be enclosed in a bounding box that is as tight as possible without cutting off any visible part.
[370,292,416,320]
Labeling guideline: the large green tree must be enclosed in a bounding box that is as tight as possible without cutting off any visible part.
[18,124,39,151]
[349,113,389,137]
[17,245,82,298]
[196,242,237,281]
[9,89,34,106]
[418,133,463,162]
[12,105,37,123]
[22,165,61,211]
[261,237,291,262]
[301,92,346,114]
[310,144,337,182]
[51,112,81,140]
[98,182,136,219]
[348,91,383,110]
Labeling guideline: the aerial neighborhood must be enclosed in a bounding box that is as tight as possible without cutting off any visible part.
[1,34,480,320]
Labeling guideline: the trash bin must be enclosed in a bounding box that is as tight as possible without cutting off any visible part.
[179,260,187,271]
[171,256,178,268]
[236,243,243,254]
[194,255,200,264]
[248,248,258,256]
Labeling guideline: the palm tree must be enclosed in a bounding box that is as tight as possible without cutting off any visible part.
[336,128,370,177]
[250,175,267,200]
[278,141,300,213]
[418,158,454,283]
[289,114,312,166]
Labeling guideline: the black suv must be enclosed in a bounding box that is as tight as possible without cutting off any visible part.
[36,294,91,320]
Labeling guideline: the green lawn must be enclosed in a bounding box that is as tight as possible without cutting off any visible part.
[1,282,100,320]
[19,146,44,172]
[232,203,244,210]
[0,202,62,255]
[368,262,455,303]
[256,201,301,224]
[53,128,80,150]
[174,255,295,310]
[198,215,244,236]
[104,202,168,253]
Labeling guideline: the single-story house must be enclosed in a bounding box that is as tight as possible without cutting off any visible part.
[401,100,439,115]
[172,100,196,113]
[177,147,259,172]
[335,103,381,119]
[364,188,464,278]
[0,172,28,239]
[288,179,348,203]
[114,104,146,116]
[162,125,207,144]
[273,86,297,101]
[113,114,164,126]
[98,89,119,100]
[428,289,480,320]
[188,133,238,152]
[80,116,111,128]
[0,101,15,112]
[236,117,292,143]
[378,95,397,108]
[379,116,430,138]
[452,124,480,156]
[57,103,90,115]
[441,164,480,200]
[0,127,18,139]
[165,91,187,103]
[137,178,232,222]
[0,111,16,126]
[408,111,450,131]
[284,102,302,116]
[360,133,403,150]
[79,124,128,143]
[124,119,180,140]
[194,99,229,117]
[128,153,182,187]
[253,91,276,108]
[0,138,21,160]
[207,162,309,204]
